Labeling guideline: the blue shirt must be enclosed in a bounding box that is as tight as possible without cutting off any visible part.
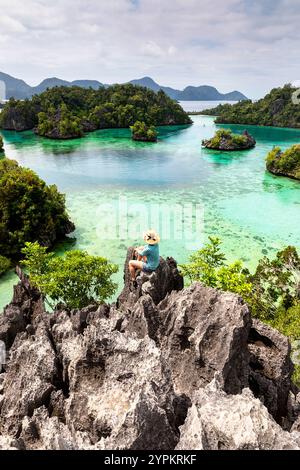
[139,244,160,271]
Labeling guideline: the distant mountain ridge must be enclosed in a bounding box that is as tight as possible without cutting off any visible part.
[128,76,180,99]
[0,73,104,100]
[128,77,248,101]
[0,71,248,101]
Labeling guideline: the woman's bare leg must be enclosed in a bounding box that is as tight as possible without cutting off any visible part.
[129,260,144,280]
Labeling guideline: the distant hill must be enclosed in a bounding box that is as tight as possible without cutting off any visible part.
[0,72,32,100]
[0,71,248,101]
[178,85,247,101]
[31,78,71,95]
[129,77,180,99]
[0,73,104,99]
[129,77,248,101]
[32,78,104,95]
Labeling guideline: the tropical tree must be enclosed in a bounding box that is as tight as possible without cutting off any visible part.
[0,159,73,259]
[130,120,158,142]
[180,237,252,302]
[22,242,118,309]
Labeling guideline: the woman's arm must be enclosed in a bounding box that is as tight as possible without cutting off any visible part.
[135,245,147,262]
[139,246,150,257]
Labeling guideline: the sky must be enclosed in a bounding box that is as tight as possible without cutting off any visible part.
[0,0,299,99]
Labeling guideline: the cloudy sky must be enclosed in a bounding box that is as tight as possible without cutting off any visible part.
[0,0,299,98]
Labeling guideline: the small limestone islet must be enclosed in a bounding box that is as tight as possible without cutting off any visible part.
[202,128,256,151]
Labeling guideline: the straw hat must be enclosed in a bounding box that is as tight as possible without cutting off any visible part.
[143,229,160,245]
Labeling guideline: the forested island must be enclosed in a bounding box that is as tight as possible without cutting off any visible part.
[266,145,300,180]
[0,136,4,153]
[202,129,256,150]
[0,158,74,274]
[0,84,192,140]
[201,85,300,128]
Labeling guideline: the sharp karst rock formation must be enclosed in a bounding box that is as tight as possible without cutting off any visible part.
[0,248,299,450]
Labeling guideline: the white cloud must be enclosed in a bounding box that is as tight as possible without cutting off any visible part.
[167,46,177,56]
[0,14,27,33]
[0,0,299,97]
[141,42,177,58]
[142,41,164,57]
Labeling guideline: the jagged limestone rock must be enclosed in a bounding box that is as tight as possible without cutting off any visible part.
[0,435,20,450]
[123,283,251,396]
[248,319,294,426]
[117,247,183,309]
[0,251,299,450]
[0,323,57,436]
[54,313,181,449]
[0,269,44,349]
[176,378,300,450]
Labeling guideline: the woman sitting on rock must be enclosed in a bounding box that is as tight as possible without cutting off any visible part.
[129,229,160,282]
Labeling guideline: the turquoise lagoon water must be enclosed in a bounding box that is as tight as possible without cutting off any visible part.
[0,115,300,309]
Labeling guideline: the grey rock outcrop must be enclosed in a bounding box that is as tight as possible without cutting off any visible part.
[0,268,44,350]
[50,310,180,449]
[156,284,251,396]
[176,377,300,450]
[0,435,20,450]
[0,248,299,450]
[0,105,39,131]
[123,283,251,396]
[117,246,183,309]
[0,323,57,436]
[248,319,294,427]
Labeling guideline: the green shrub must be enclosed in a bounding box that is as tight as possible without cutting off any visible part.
[22,242,118,309]
[130,121,158,141]
[270,304,300,340]
[250,246,300,321]
[0,254,10,276]
[180,237,252,302]
[0,135,4,153]
[292,364,300,388]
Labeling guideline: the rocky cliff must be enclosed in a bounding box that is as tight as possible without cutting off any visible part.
[0,249,299,450]
[0,104,39,131]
